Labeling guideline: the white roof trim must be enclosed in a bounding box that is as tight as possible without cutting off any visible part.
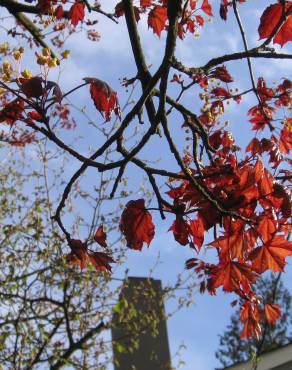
[225,343,292,370]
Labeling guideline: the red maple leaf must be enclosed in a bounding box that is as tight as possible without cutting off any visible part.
[258,168,274,196]
[246,138,263,156]
[88,252,114,272]
[193,16,203,28]
[169,215,190,246]
[235,165,259,203]
[120,199,155,250]
[201,0,213,17]
[240,301,261,338]
[83,77,121,122]
[210,261,257,293]
[210,231,250,260]
[257,214,277,243]
[249,235,292,273]
[148,5,168,37]
[69,1,85,27]
[189,217,204,250]
[257,77,275,102]
[66,253,83,268]
[264,303,281,325]
[94,225,107,248]
[258,2,292,47]
[66,239,114,271]
[279,128,292,153]
[68,239,88,269]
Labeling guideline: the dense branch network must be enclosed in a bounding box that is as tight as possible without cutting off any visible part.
[0,0,291,353]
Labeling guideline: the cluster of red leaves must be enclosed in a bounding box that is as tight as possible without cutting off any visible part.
[0,77,61,116]
[157,0,214,39]
[189,64,242,126]
[192,71,290,136]
[1,0,291,340]
[209,65,234,83]
[0,98,24,125]
[0,76,66,146]
[19,76,62,102]
[0,74,121,147]
[0,128,35,147]
[219,0,292,47]
[66,225,114,272]
[218,0,292,44]
[246,130,292,170]
[248,77,291,132]
[51,104,77,129]
[170,64,238,130]
[35,0,86,28]
[120,148,291,337]
[114,0,213,38]
[258,1,292,47]
[181,153,291,335]
[0,93,36,146]
[50,0,292,47]
[114,0,290,45]
[240,301,282,338]
[0,93,38,147]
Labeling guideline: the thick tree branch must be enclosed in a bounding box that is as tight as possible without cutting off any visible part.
[172,50,292,77]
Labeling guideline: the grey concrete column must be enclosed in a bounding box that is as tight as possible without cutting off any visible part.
[112,277,172,370]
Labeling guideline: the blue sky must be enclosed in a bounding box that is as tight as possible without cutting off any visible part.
[57,1,290,369]
[1,0,292,369]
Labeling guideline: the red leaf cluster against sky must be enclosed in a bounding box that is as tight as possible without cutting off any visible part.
[0,0,291,341]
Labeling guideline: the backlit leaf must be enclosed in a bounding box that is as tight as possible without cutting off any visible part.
[69,1,85,27]
[264,303,281,325]
[169,215,190,246]
[249,236,292,273]
[120,199,155,250]
[258,2,292,47]
[148,5,168,37]
[94,224,107,248]
[84,77,121,122]
[88,252,114,272]
[201,0,213,17]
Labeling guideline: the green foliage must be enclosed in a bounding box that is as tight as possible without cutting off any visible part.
[0,143,121,369]
[0,140,191,369]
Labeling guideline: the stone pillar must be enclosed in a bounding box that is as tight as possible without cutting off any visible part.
[112,277,172,370]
